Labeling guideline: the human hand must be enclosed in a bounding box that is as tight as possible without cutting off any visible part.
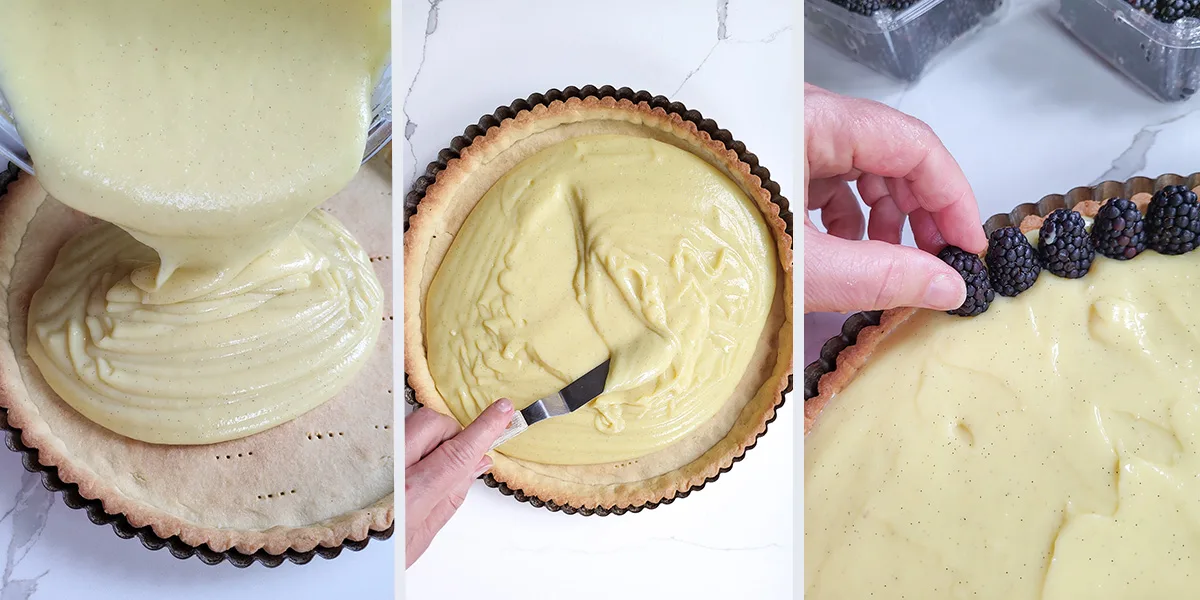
[405,399,513,568]
[804,83,987,314]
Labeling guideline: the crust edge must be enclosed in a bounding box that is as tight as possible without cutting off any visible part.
[404,93,794,511]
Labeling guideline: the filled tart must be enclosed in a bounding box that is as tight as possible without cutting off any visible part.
[405,94,793,511]
[0,159,394,556]
[806,179,1200,598]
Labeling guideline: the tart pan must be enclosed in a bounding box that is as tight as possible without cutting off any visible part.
[404,85,795,516]
[804,172,1200,413]
[0,162,393,568]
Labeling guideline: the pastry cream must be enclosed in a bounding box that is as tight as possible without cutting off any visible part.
[27,211,382,445]
[806,247,1200,598]
[425,134,776,465]
[0,0,388,444]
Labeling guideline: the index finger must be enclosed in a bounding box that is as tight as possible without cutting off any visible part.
[805,84,986,253]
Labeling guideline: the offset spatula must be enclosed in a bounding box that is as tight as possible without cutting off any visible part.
[488,359,611,452]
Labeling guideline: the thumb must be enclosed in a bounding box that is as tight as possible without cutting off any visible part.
[804,230,967,313]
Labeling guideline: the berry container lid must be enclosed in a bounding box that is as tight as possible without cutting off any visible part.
[804,0,1007,82]
[1057,0,1200,102]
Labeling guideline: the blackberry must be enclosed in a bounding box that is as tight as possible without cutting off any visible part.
[1145,185,1200,255]
[937,245,994,317]
[1039,209,1095,278]
[986,227,1042,297]
[888,0,918,9]
[1091,197,1147,260]
[830,0,884,15]
[1155,0,1200,22]
[1126,0,1156,13]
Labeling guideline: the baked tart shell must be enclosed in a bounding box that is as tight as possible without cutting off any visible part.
[804,172,1200,434]
[0,157,395,566]
[404,86,795,514]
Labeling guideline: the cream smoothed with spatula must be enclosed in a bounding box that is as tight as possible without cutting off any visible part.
[0,0,388,444]
[425,135,777,465]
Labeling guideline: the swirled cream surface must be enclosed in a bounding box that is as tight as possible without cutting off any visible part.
[806,250,1200,599]
[28,211,382,444]
[425,135,776,465]
[0,0,388,444]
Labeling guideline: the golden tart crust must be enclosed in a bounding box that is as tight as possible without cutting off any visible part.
[404,95,794,510]
[804,193,1166,435]
[0,159,394,556]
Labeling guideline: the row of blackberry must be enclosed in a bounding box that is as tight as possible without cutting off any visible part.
[828,0,919,17]
[939,185,1200,317]
[1125,0,1200,24]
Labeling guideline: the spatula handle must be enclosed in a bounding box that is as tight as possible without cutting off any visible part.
[488,409,529,452]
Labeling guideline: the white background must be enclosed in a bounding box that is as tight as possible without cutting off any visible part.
[400,0,795,598]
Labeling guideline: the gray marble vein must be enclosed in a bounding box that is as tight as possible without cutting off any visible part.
[889,82,917,112]
[1093,109,1199,185]
[729,25,791,45]
[0,471,54,600]
[717,0,729,40]
[675,24,791,96]
[405,0,443,187]
[673,41,721,96]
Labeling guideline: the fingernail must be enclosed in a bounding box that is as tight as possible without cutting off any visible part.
[925,274,964,310]
[472,456,492,478]
[495,398,513,414]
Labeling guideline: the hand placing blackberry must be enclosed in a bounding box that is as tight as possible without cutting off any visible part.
[938,246,994,317]
[805,84,988,314]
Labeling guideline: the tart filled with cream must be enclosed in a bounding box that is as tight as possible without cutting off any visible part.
[405,95,793,510]
[806,182,1200,598]
[0,0,393,556]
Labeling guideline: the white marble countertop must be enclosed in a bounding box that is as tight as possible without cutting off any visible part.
[804,0,1200,363]
[401,0,793,598]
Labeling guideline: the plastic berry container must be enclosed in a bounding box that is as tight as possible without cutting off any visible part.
[804,0,1007,81]
[1057,0,1200,102]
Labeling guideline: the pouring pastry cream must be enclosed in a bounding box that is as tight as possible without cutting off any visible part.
[0,0,388,444]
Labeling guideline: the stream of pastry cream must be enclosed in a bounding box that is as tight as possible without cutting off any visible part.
[0,0,387,444]
[806,243,1200,598]
[425,135,776,465]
